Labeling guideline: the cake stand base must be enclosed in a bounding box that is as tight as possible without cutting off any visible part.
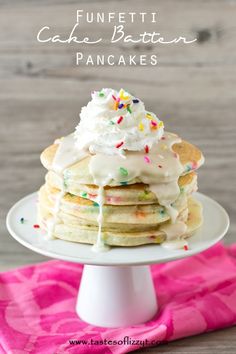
[77,265,157,327]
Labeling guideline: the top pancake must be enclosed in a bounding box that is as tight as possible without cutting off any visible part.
[41,137,204,187]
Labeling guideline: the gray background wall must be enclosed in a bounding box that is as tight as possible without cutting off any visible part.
[1,0,236,351]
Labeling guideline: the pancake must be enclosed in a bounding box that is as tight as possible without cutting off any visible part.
[38,196,202,247]
[39,183,188,225]
[172,141,204,174]
[40,137,204,187]
[45,170,197,205]
[38,200,188,233]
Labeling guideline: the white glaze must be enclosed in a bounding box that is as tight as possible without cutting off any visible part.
[161,239,188,250]
[159,221,187,241]
[92,186,110,252]
[52,134,88,174]
[149,181,179,223]
[46,186,65,239]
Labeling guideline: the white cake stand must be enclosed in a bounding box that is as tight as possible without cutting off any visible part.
[6,192,229,328]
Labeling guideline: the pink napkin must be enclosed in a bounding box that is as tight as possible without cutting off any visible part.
[1,242,236,354]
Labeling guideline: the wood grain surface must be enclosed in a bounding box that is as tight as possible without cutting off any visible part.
[0,0,236,352]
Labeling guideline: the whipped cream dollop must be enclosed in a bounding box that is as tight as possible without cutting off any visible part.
[75,88,164,155]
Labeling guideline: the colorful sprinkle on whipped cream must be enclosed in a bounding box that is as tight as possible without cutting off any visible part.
[75,88,164,155]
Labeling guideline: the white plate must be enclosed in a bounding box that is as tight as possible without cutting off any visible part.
[6,192,229,266]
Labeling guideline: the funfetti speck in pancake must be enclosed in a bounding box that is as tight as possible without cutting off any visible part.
[38,88,204,251]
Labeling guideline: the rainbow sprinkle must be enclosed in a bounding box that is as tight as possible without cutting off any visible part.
[117,116,123,124]
[151,120,158,127]
[118,103,124,109]
[33,224,40,229]
[20,217,25,224]
[144,156,151,164]
[145,145,149,153]
[186,165,191,172]
[133,99,139,103]
[119,167,128,176]
[139,191,151,201]
[135,210,146,218]
[146,113,152,119]
[121,181,128,185]
[184,245,189,251]
[138,122,144,131]
[120,89,130,101]
[99,92,104,97]
[160,208,165,215]
[89,193,97,199]
[127,105,132,114]
[149,235,156,240]
[158,165,163,168]
[63,178,68,189]
[114,101,119,110]
[116,141,124,148]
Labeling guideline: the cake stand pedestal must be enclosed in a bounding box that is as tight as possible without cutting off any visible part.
[7,192,229,328]
[77,265,157,327]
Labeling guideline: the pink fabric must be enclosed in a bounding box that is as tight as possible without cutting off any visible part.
[1,243,236,354]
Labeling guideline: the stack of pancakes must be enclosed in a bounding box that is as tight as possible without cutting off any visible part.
[38,138,204,247]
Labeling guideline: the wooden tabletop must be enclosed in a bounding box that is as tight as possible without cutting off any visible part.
[0,0,236,352]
